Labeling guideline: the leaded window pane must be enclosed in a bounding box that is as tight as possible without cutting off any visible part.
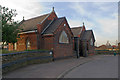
[90,38,93,45]
[26,39,30,50]
[59,31,69,43]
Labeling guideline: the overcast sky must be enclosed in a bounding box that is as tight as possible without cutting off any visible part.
[1,0,119,46]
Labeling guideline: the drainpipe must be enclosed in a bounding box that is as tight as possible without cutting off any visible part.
[34,29,39,50]
[83,41,88,57]
[76,37,80,58]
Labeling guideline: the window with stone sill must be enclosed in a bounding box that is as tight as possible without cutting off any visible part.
[14,43,17,50]
[26,39,31,50]
[59,30,69,43]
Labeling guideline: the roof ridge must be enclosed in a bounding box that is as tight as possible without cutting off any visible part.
[58,17,65,19]
[23,13,50,22]
[86,29,92,31]
[43,17,65,35]
[71,26,82,29]
[86,30,93,32]
[41,18,55,34]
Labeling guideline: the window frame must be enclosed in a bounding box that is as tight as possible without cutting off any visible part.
[26,39,31,50]
[59,30,69,44]
[90,38,93,46]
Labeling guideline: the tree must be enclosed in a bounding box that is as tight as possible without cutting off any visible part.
[0,6,2,43]
[1,6,21,50]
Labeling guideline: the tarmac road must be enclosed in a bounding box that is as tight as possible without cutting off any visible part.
[3,55,118,78]
[64,55,118,78]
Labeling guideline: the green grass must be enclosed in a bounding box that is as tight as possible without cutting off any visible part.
[1,49,50,54]
[2,49,19,54]
[25,49,49,51]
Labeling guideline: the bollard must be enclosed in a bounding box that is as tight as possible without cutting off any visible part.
[114,52,116,56]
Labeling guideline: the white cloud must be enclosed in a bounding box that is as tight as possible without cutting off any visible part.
[69,17,118,46]
[83,20,96,30]
[94,16,118,46]
[0,1,118,46]
[69,19,95,29]
[95,34,117,46]
[68,20,83,27]
[1,0,45,21]
[93,2,111,11]
[97,18,118,35]
[38,0,119,2]
[112,12,118,19]
[69,3,93,18]
[70,3,85,16]
[69,2,118,46]
[94,19,118,46]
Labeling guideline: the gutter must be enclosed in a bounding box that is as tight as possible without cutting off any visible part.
[18,30,37,34]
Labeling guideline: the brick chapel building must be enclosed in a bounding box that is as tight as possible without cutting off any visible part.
[8,8,74,59]
[71,23,95,57]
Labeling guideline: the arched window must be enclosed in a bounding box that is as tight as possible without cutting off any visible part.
[59,31,69,43]
[90,38,93,46]
[14,43,17,50]
[26,39,30,50]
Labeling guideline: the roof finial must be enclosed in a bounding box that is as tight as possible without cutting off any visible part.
[83,22,84,26]
[23,16,24,21]
[52,7,54,12]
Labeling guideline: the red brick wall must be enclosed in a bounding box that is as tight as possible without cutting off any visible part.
[53,19,74,58]
[38,17,74,59]
[77,25,86,38]
[8,43,14,51]
[47,11,58,20]
[82,25,86,31]
[37,11,58,50]
[8,11,74,59]
[9,11,58,51]
[20,33,37,51]
[43,35,54,50]
[37,11,57,33]
[9,32,38,51]
[87,41,95,55]
[16,34,26,51]
[53,44,73,58]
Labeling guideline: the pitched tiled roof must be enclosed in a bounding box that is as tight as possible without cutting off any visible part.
[81,30,95,41]
[71,27,83,37]
[43,17,65,34]
[20,13,49,32]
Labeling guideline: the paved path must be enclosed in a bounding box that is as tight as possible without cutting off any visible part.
[64,55,118,78]
[3,55,118,78]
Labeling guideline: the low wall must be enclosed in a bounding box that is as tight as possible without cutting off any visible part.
[95,50,119,55]
[2,50,52,74]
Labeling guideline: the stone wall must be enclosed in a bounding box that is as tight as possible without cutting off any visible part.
[2,50,52,74]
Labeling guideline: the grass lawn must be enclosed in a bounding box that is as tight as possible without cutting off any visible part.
[2,49,19,54]
[1,49,50,54]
